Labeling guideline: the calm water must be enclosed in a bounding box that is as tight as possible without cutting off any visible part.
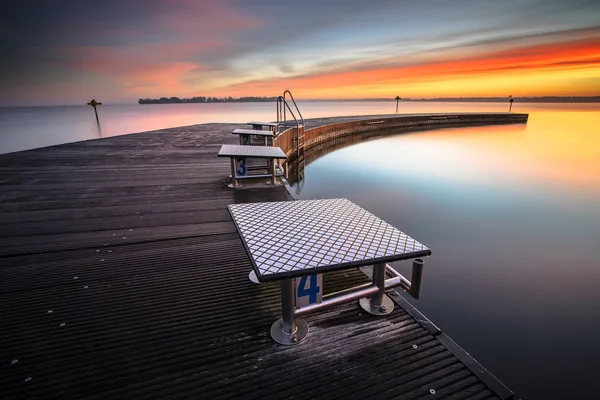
[292,104,600,400]
[1,100,594,154]
[1,101,599,398]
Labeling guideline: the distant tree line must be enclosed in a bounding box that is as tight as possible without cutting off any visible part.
[138,96,278,104]
[406,96,600,103]
[138,95,600,104]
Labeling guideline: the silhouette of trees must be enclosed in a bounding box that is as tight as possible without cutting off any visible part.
[138,96,278,104]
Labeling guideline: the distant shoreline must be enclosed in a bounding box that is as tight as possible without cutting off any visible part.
[2,96,598,108]
[138,96,600,104]
[399,96,600,103]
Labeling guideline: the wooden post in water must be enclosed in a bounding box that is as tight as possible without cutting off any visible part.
[508,95,513,112]
[395,96,401,113]
[87,99,102,122]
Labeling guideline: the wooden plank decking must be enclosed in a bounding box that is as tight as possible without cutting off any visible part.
[0,119,513,399]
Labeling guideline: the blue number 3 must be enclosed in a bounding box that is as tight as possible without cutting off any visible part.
[298,275,320,304]
[236,157,247,175]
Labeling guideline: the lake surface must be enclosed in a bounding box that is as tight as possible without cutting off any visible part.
[1,101,599,399]
[291,104,600,400]
[2,100,595,154]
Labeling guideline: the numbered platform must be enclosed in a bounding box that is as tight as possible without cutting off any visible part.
[217,144,287,187]
[232,128,274,146]
[247,121,279,131]
[228,198,432,344]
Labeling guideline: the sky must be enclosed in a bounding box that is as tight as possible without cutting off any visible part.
[1,0,599,106]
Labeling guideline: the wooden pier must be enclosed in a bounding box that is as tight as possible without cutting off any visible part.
[0,115,525,399]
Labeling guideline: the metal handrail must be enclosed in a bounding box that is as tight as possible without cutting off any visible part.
[276,95,300,135]
[276,90,305,184]
[282,90,304,126]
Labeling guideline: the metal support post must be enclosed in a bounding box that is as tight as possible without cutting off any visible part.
[359,262,394,315]
[409,259,424,299]
[271,278,308,345]
[267,159,278,185]
[228,158,241,188]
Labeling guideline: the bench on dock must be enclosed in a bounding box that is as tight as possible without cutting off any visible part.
[228,198,432,345]
[218,144,287,187]
[247,121,279,131]
[232,128,273,146]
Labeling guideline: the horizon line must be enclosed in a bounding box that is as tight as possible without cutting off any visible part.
[2,95,599,108]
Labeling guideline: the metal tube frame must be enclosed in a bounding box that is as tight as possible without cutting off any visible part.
[228,160,284,181]
[294,259,425,318]
[359,262,395,315]
[272,259,425,345]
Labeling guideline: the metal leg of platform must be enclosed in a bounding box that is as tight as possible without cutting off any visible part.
[228,158,241,188]
[270,278,308,345]
[359,262,394,315]
[271,160,278,184]
[266,159,278,185]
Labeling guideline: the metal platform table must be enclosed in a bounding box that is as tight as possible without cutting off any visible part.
[232,129,274,146]
[217,145,287,187]
[229,198,432,345]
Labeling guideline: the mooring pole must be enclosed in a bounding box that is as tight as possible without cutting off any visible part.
[508,95,513,112]
[87,99,102,122]
[395,96,401,113]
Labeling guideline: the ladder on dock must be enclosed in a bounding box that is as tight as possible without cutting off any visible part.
[277,90,305,183]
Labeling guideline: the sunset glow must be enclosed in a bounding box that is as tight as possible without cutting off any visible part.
[1,0,599,105]
[341,111,600,198]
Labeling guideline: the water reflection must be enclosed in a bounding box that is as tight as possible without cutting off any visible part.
[2,101,599,155]
[293,109,600,400]
[95,120,103,138]
[295,111,600,202]
[287,129,393,184]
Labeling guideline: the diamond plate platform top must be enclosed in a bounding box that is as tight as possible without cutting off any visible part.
[229,198,431,281]
[218,145,287,159]
[232,129,274,136]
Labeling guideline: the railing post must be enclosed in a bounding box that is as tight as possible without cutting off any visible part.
[409,259,424,299]
[359,262,394,315]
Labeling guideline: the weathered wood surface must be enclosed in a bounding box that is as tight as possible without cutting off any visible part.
[0,118,511,399]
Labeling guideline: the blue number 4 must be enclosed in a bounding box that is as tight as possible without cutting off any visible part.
[298,275,320,304]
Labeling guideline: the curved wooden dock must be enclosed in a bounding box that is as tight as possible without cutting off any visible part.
[0,114,525,399]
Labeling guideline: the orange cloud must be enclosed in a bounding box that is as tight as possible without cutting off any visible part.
[220,37,600,98]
